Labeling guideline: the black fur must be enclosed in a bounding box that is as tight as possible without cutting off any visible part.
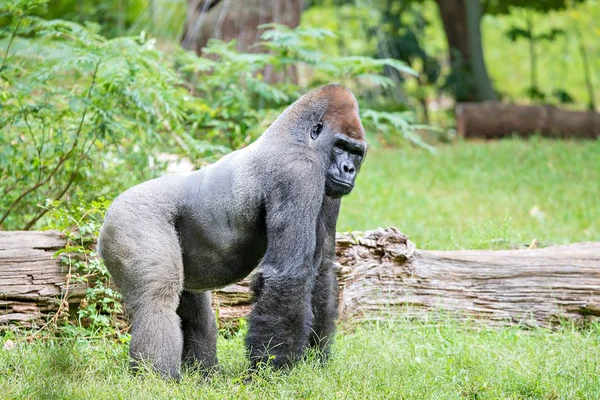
[98,84,367,379]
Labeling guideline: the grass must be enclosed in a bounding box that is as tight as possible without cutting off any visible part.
[339,137,600,249]
[2,138,600,398]
[2,320,600,399]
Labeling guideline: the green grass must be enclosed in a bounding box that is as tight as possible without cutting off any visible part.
[339,137,600,249]
[2,320,600,399]
[2,139,600,398]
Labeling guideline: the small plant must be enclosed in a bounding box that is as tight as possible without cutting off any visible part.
[45,196,127,339]
[505,15,566,103]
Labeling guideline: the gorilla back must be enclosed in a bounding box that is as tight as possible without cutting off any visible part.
[98,84,367,379]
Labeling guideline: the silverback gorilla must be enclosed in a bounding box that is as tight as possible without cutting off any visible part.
[98,84,367,380]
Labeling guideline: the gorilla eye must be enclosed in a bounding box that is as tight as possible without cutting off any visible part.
[311,122,323,140]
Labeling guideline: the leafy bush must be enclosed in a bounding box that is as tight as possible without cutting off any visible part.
[0,0,220,230]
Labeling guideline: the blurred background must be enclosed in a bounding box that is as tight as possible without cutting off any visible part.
[1,0,599,248]
[35,0,600,116]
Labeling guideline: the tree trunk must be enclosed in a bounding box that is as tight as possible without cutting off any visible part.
[181,0,303,83]
[465,0,496,101]
[456,101,600,138]
[2,229,600,330]
[435,0,496,102]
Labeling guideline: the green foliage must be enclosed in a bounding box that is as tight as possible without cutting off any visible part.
[1,1,424,230]
[310,0,599,115]
[484,2,599,108]
[504,16,571,102]
[177,23,421,148]
[375,1,442,121]
[361,109,436,150]
[506,26,565,41]
[483,0,586,15]
[553,88,575,104]
[43,0,149,38]
[45,197,127,338]
[0,0,219,230]
[176,38,298,149]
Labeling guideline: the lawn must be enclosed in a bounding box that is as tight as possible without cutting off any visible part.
[2,321,599,399]
[2,138,599,399]
[340,137,600,249]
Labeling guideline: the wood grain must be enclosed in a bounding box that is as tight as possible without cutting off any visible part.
[2,229,599,329]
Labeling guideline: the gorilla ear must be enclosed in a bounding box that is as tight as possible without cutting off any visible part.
[310,121,323,140]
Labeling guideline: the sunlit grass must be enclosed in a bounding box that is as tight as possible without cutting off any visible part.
[340,137,600,249]
[2,320,599,399]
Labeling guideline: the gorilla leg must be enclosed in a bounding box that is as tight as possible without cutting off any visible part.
[309,265,339,360]
[128,290,183,380]
[177,290,218,371]
[104,220,185,380]
[308,197,340,360]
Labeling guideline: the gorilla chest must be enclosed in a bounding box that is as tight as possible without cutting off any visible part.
[177,213,267,291]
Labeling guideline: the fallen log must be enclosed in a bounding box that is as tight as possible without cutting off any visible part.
[0,231,85,329]
[1,229,599,329]
[456,102,600,139]
[336,229,600,326]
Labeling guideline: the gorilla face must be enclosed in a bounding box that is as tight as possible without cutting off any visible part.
[310,118,366,199]
[324,134,366,198]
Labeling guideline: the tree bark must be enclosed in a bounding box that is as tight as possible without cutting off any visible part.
[435,0,496,102]
[181,0,303,83]
[465,0,496,101]
[336,229,600,327]
[456,101,600,138]
[0,231,85,329]
[2,229,600,330]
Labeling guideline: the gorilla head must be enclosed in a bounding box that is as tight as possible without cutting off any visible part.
[98,84,367,380]
[318,94,366,198]
[263,84,366,197]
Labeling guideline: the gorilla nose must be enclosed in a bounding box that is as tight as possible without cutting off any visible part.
[341,162,356,177]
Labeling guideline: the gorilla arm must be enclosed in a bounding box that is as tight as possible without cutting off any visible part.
[308,196,340,359]
[245,153,326,368]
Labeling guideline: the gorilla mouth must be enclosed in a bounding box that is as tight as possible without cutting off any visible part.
[329,177,354,190]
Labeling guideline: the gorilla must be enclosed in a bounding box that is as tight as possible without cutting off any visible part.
[98,84,367,380]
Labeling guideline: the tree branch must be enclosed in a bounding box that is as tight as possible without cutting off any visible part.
[0,13,24,70]
[0,61,101,228]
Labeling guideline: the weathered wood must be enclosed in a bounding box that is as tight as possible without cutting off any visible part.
[2,229,600,330]
[337,229,600,326]
[456,102,600,139]
[0,231,86,328]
